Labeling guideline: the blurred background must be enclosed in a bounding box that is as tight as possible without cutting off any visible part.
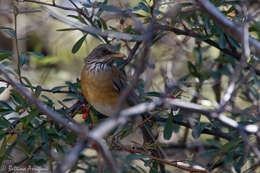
[1,0,260,172]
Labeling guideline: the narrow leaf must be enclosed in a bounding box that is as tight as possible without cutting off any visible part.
[72,34,87,54]
[163,115,174,140]
[28,51,45,58]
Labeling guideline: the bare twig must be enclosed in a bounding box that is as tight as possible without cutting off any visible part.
[23,0,80,12]
[13,8,22,83]
[119,41,142,69]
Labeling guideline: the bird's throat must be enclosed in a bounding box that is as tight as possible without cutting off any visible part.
[86,62,110,73]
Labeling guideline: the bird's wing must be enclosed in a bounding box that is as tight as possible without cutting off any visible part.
[111,67,139,106]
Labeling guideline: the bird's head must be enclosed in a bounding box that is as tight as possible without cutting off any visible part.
[84,44,125,70]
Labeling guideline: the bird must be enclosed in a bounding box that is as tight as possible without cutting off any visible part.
[81,44,129,117]
[80,44,164,160]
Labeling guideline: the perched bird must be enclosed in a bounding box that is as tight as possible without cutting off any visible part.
[81,44,129,116]
[81,44,164,159]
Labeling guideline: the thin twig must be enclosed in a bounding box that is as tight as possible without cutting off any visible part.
[117,142,209,173]
[23,0,80,12]
[120,41,142,69]
[13,8,22,83]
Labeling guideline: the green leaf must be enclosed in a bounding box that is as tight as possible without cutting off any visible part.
[99,4,121,12]
[248,86,259,99]
[0,101,13,110]
[0,87,6,95]
[25,109,39,126]
[0,117,11,128]
[218,33,226,49]
[144,159,152,167]
[0,130,6,140]
[40,127,48,143]
[226,34,240,48]
[41,95,54,107]
[253,74,260,88]
[200,149,218,158]
[0,137,7,158]
[138,2,150,12]
[19,54,28,67]
[0,50,13,61]
[126,154,147,160]
[67,15,87,24]
[0,109,14,115]
[51,86,67,92]
[3,30,15,38]
[187,61,199,77]
[56,28,79,32]
[65,81,78,93]
[55,143,65,153]
[18,37,29,40]
[163,114,174,140]
[194,47,202,67]
[152,32,166,44]
[72,34,87,54]
[145,92,161,97]
[192,123,208,139]
[31,155,47,165]
[0,26,13,30]
[10,90,25,106]
[99,18,108,30]
[22,76,34,92]
[28,51,45,58]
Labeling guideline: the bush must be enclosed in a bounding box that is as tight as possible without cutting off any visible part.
[0,0,259,172]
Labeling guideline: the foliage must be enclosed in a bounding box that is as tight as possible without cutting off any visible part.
[0,0,259,173]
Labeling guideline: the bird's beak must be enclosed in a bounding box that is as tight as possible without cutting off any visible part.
[111,53,126,59]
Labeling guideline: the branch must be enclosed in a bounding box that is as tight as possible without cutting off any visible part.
[119,41,142,69]
[44,7,143,41]
[89,98,259,140]
[195,0,260,57]
[156,117,233,140]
